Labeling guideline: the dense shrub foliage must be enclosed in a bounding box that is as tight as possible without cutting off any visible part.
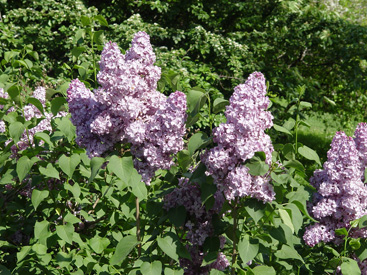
[1,0,367,274]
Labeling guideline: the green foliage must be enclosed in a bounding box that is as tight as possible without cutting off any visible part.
[1,0,367,274]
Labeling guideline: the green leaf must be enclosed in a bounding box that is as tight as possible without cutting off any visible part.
[34,132,53,148]
[89,157,105,182]
[107,155,134,183]
[56,116,76,142]
[57,82,71,97]
[200,180,217,207]
[7,85,21,101]
[279,209,294,234]
[89,236,110,254]
[56,223,74,245]
[358,215,367,228]
[34,220,49,242]
[284,160,305,172]
[244,199,265,224]
[209,270,226,275]
[157,235,179,262]
[75,29,85,44]
[350,239,361,250]
[298,145,321,166]
[81,16,91,26]
[212,98,229,114]
[251,265,276,275]
[355,244,367,261]
[188,132,211,155]
[31,189,49,210]
[32,243,47,255]
[323,96,336,106]
[245,155,269,176]
[187,87,206,112]
[129,169,146,200]
[285,203,303,233]
[64,212,81,224]
[168,205,187,228]
[56,251,72,268]
[64,182,81,199]
[39,163,60,179]
[177,150,191,172]
[94,15,108,26]
[93,30,105,45]
[274,244,304,263]
[17,156,37,182]
[24,59,33,69]
[300,101,312,108]
[292,200,316,222]
[0,265,11,275]
[28,51,39,61]
[238,235,259,265]
[9,121,25,143]
[58,154,81,178]
[51,97,67,116]
[299,120,311,128]
[164,269,184,275]
[27,97,44,115]
[17,246,31,262]
[283,143,295,160]
[283,118,296,131]
[273,124,293,136]
[110,235,138,265]
[140,261,162,275]
[341,258,361,275]
[335,228,348,236]
[186,87,207,127]
[71,47,86,62]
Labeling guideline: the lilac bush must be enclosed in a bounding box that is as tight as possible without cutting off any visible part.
[201,72,275,202]
[163,72,276,274]
[67,32,187,184]
[304,126,367,247]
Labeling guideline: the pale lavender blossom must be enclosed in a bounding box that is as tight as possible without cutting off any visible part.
[67,32,187,184]
[201,72,275,203]
[304,131,367,247]
[0,86,66,155]
[0,88,8,133]
[0,88,5,133]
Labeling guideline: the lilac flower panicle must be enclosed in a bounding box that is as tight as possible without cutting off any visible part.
[164,178,228,274]
[0,86,66,155]
[67,31,187,184]
[0,88,7,133]
[304,130,367,248]
[202,72,275,203]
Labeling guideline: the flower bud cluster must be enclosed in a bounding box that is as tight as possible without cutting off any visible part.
[67,32,187,184]
[304,127,367,247]
[164,177,229,274]
[201,72,275,202]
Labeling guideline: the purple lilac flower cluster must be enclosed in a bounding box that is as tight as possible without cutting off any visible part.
[304,126,367,247]
[164,178,229,274]
[201,72,275,203]
[0,87,66,154]
[0,88,7,133]
[67,32,187,185]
